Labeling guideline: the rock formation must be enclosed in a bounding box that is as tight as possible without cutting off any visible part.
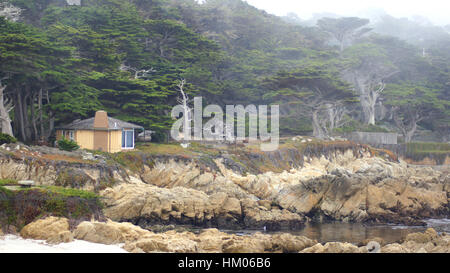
[0,142,448,231]
[19,216,73,244]
[100,149,449,228]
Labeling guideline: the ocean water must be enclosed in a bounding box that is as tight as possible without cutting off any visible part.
[223,218,450,244]
[0,235,128,253]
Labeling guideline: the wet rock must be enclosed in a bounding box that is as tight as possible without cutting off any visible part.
[145,224,176,233]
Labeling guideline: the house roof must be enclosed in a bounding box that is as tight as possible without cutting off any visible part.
[57,116,144,131]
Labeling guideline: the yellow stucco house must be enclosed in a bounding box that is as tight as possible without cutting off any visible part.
[56,111,144,153]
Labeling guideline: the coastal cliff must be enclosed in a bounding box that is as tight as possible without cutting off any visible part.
[0,141,448,232]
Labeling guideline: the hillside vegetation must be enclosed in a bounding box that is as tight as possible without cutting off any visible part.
[0,0,448,143]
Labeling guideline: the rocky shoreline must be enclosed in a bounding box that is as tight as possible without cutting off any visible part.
[0,141,449,252]
[1,216,448,253]
[99,148,449,229]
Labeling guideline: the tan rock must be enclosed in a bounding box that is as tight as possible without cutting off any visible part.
[270,233,317,253]
[405,228,438,244]
[196,229,231,253]
[46,231,74,244]
[222,197,242,216]
[20,217,70,241]
[380,229,450,253]
[129,234,199,253]
[73,220,151,245]
[300,242,365,253]
[257,200,272,210]
[123,244,145,253]
[322,242,366,253]
[381,243,411,253]
[300,243,325,253]
[101,184,213,223]
[73,221,125,244]
[222,237,266,253]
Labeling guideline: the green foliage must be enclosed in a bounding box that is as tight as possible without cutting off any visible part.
[317,17,371,51]
[406,142,450,154]
[0,133,17,145]
[334,120,390,133]
[0,179,18,186]
[57,137,80,151]
[41,185,100,200]
[0,185,103,229]
[384,83,444,109]
[0,0,448,142]
[405,142,450,165]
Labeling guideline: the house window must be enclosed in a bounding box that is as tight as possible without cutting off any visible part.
[62,130,75,141]
[68,131,75,141]
[122,129,134,149]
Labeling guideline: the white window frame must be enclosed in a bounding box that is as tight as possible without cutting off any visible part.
[68,130,75,141]
[122,129,135,149]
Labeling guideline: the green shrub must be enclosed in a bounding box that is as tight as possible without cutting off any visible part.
[0,133,17,145]
[0,179,17,186]
[334,120,389,133]
[57,137,80,151]
[404,142,450,164]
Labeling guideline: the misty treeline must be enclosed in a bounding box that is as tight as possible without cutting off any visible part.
[0,0,448,144]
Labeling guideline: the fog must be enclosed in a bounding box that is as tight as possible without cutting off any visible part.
[243,0,450,26]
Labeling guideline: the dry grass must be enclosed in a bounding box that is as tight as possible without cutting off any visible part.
[40,154,90,164]
[11,150,91,164]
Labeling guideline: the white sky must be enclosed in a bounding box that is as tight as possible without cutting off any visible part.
[243,0,450,26]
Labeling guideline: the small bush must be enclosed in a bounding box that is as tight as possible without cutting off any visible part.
[0,133,17,145]
[57,137,80,152]
[334,120,389,133]
[0,179,17,186]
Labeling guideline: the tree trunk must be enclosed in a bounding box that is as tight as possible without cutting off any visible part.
[325,103,335,131]
[393,109,419,143]
[39,88,44,139]
[22,92,31,141]
[16,91,27,142]
[404,122,417,143]
[312,109,325,139]
[30,93,38,141]
[0,84,13,137]
[339,40,345,54]
[359,88,377,125]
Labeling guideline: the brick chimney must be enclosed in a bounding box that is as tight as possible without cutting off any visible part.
[93,110,108,129]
